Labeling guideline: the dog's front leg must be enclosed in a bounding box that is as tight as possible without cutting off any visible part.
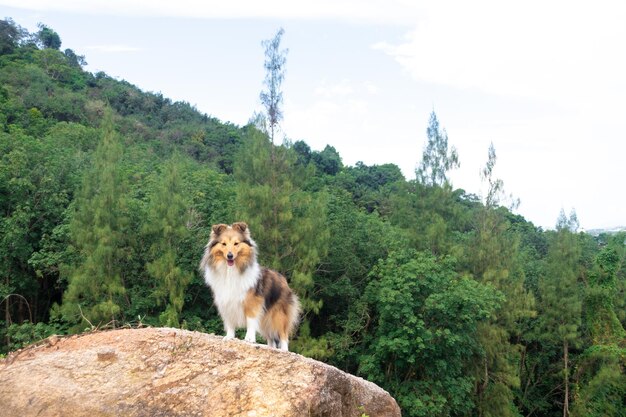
[224,321,236,340]
[244,316,258,343]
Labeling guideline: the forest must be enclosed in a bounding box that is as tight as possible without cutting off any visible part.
[0,18,624,417]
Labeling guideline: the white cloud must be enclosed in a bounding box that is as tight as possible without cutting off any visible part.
[84,45,141,53]
[314,79,354,98]
[283,78,418,179]
[373,0,626,116]
[0,0,421,23]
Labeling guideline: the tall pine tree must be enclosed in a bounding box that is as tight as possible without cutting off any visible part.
[234,127,328,318]
[416,110,459,187]
[143,155,192,327]
[60,112,129,329]
[235,28,329,356]
[467,143,534,417]
[259,27,287,144]
[404,111,463,254]
[538,209,582,417]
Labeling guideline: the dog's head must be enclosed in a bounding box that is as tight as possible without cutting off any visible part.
[203,222,256,271]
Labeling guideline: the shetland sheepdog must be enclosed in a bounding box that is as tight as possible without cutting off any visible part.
[199,222,300,351]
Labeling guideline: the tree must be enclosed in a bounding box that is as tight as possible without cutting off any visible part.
[236,30,328,342]
[0,18,27,55]
[336,161,404,215]
[572,232,626,417]
[64,48,87,68]
[360,249,503,417]
[480,142,519,210]
[416,111,459,187]
[234,126,328,356]
[259,28,287,143]
[36,23,61,50]
[537,209,582,417]
[466,143,534,417]
[143,156,193,327]
[292,140,311,166]
[311,145,343,175]
[409,111,463,253]
[0,123,88,351]
[60,112,129,329]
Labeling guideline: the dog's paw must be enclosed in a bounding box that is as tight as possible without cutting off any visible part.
[244,334,256,343]
[223,335,235,341]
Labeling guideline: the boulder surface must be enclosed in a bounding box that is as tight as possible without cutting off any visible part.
[0,327,400,417]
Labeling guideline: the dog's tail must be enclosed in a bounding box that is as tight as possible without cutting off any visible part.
[287,292,302,337]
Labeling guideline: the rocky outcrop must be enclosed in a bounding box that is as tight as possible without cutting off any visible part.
[0,327,400,417]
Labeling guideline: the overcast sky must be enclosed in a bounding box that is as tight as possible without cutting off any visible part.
[2,0,625,230]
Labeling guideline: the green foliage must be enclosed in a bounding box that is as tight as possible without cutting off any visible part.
[0,18,28,55]
[312,144,343,175]
[584,238,626,344]
[36,23,61,50]
[0,320,66,352]
[334,161,404,214]
[234,126,329,330]
[143,156,193,327]
[416,111,459,187]
[464,145,534,417]
[360,249,503,417]
[572,233,626,417]
[526,211,584,417]
[60,113,130,330]
[572,345,626,417]
[538,213,582,343]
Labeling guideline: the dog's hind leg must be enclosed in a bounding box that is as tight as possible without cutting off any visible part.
[267,337,277,348]
[279,339,289,351]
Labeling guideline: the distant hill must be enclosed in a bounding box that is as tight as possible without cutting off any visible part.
[586,226,626,236]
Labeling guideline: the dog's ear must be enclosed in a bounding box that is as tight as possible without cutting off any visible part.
[231,222,249,234]
[211,224,228,238]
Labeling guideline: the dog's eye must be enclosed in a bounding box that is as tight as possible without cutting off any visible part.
[234,242,239,246]
[221,242,227,246]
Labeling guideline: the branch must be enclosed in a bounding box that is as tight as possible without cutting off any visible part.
[1,293,33,323]
[77,304,95,330]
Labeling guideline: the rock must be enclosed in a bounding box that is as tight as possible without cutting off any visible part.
[0,327,401,417]
[46,334,58,347]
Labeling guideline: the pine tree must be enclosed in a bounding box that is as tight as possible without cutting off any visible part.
[411,111,462,254]
[143,155,192,327]
[60,112,129,329]
[467,143,534,417]
[538,209,582,417]
[234,127,328,317]
[259,27,287,144]
[416,111,459,187]
[234,29,329,342]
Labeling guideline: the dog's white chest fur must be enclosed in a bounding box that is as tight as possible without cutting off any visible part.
[203,263,260,327]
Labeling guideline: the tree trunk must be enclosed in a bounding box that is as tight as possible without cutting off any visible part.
[563,339,569,417]
[5,276,10,347]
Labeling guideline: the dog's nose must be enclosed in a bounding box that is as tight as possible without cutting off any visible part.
[227,252,234,260]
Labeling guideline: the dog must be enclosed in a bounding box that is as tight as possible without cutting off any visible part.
[199,222,300,351]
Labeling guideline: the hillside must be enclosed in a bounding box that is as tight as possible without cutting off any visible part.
[1,19,625,417]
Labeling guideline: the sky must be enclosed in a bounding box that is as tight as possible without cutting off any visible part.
[2,0,625,230]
